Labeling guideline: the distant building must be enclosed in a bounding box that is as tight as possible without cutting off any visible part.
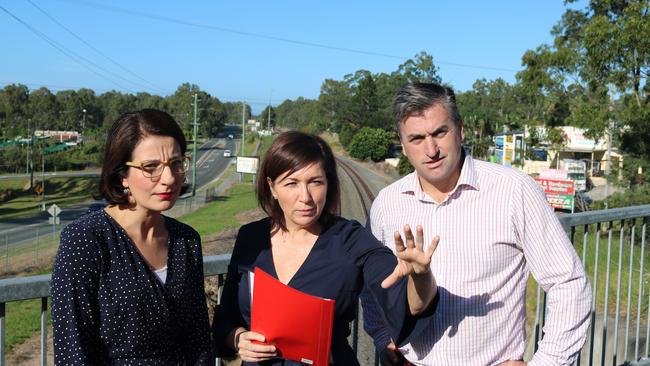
[493,126,621,177]
[34,130,82,145]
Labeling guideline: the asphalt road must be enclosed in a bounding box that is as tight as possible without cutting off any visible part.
[0,128,240,247]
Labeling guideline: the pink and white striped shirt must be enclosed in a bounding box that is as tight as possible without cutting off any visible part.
[361,155,591,366]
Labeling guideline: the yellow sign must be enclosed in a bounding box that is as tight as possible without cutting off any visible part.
[34,184,42,194]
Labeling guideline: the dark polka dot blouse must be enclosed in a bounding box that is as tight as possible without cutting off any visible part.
[51,209,211,365]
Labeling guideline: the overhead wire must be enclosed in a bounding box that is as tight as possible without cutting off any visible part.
[0,5,139,93]
[25,0,169,95]
[60,0,519,73]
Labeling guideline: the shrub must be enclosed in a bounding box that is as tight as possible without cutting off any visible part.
[348,127,393,162]
[338,124,357,148]
[397,154,414,176]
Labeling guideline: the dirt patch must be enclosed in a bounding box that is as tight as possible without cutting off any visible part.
[6,325,54,366]
[0,245,57,279]
[202,207,266,256]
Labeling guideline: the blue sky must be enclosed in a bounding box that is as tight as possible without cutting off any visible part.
[0,1,584,113]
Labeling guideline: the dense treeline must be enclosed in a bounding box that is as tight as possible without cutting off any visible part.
[0,82,251,173]
[0,82,248,140]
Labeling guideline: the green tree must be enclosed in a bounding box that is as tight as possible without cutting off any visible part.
[397,51,442,84]
[0,84,29,137]
[201,96,227,138]
[223,102,252,125]
[517,0,650,189]
[28,87,59,130]
[259,105,276,129]
[348,127,393,161]
[397,154,414,176]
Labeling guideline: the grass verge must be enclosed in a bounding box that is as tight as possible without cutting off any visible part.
[177,183,257,237]
[0,177,98,221]
[4,267,52,354]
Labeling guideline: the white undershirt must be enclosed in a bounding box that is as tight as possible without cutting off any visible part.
[154,265,168,284]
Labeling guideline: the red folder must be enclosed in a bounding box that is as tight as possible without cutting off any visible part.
[250,267,335,366]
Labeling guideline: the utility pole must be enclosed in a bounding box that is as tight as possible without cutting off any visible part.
[241,102,246,156]
[82,109,87,130]
[604,104,613,209]
[41,147,45,210]
[267,90,272,134]
[29,120,34,190]
[191,94,199,197]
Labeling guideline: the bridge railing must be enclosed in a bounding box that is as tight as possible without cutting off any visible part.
[1,205,650,366]
[538,205,650,366]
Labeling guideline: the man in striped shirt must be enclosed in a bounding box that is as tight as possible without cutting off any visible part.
[360,83,591,365]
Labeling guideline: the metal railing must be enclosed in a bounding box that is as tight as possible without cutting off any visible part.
[1,205,650,366]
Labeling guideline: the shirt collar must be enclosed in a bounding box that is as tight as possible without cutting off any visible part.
[398,152,480,203]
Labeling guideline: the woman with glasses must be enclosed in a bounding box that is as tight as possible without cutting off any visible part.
[51,109,211,365]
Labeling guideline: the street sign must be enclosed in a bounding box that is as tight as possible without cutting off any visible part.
[47,203,62,238]
[48,204,61,217]
[34,184,42,194]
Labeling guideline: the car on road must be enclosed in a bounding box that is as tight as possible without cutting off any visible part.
[227,134,234,139]
[223,149,232,157]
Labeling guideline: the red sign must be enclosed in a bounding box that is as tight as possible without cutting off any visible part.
[534,178,575,195]
[545,193,574,210]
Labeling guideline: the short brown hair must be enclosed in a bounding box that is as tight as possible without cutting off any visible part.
[256,131,340,231]
[98,109,187,205]
[393,83,462,136]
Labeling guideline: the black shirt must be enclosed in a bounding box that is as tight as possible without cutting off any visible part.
[213,217,435,366]
[51,210,211,365]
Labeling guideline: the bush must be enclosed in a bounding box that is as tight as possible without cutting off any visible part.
[246,131,260,143]
[348,127,393,162]
[397,154,414,176]
[338,124,357,148]
[592,183,650,210]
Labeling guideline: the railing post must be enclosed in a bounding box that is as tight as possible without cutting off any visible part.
[40,297,47,366]
[625,222,637,362]
[635,218,646,361]
[588,222,601,366]
[0,302,5,366]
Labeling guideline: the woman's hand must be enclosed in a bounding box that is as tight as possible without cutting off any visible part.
[234,329,277,362]
[381,224,438,289]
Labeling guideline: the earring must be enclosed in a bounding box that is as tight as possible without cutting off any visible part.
[123,187,130,195]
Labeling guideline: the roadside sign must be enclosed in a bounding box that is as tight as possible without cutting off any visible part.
[539,168,568,180]
[534,178,575,211]
[534,178,575,195]
[47,203,62,238]
[48,204,61,217]
[545,193,574,211]
[34,184,42,194]
[236,156,259,174]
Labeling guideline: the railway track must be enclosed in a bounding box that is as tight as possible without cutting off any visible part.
[336,157,376,217]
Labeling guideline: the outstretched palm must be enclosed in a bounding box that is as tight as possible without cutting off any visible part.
[382,224,439,288]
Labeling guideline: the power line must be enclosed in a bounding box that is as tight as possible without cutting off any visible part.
[61,0,519,73]
[26,0,169,94]
[0,5,137,92]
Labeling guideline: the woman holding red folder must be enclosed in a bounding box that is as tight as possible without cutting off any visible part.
[213,131,438,365]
